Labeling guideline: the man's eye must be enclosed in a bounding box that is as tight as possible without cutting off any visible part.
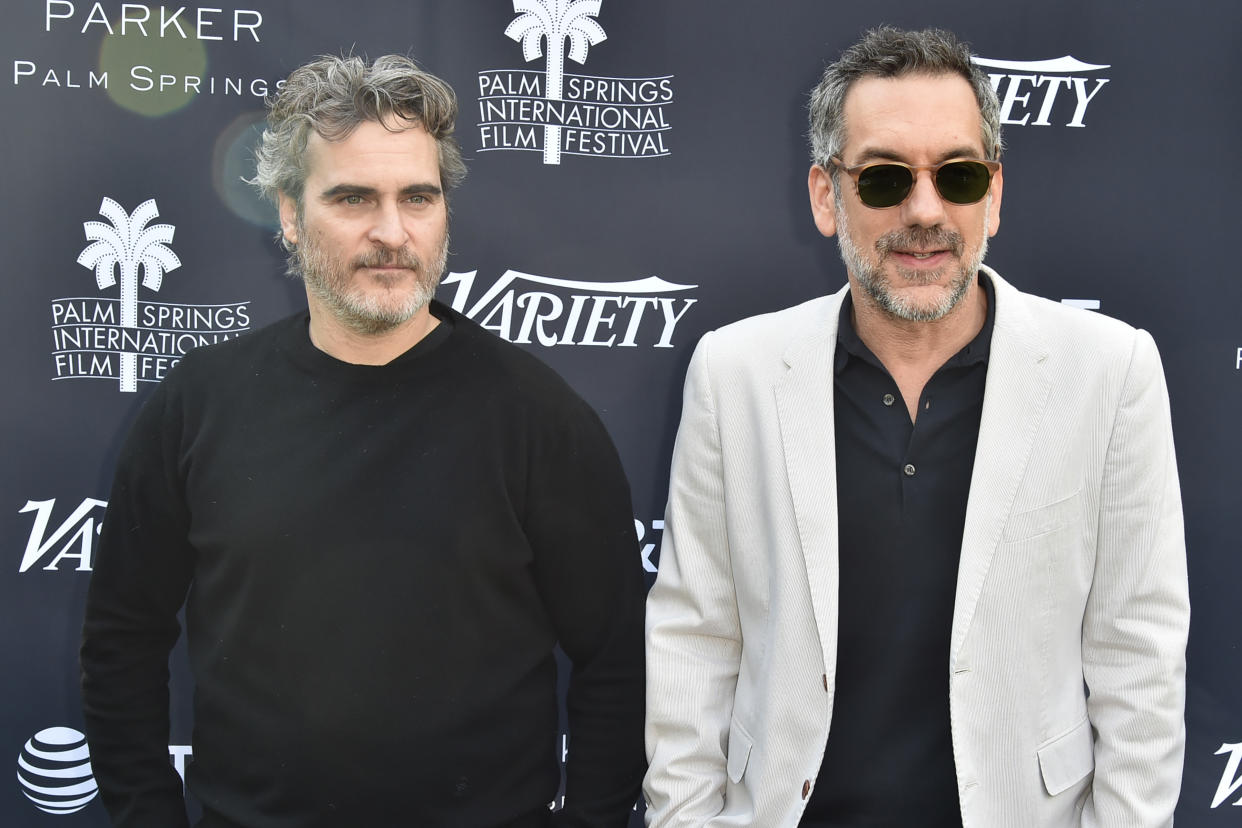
[342,195,363,205]
[407,195,427,204]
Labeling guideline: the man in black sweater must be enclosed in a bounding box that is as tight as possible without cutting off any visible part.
[80,54,646,828]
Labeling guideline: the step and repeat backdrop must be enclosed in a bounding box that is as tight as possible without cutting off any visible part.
[2,1,1239,825]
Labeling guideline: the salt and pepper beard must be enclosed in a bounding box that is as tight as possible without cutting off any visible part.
[288,219,449,336]
[835,190,990,323]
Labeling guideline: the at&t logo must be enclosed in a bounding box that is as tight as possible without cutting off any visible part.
[478,0,674,164]
[972,55,1110,128]
[16,727,97,815]
[51,197,251,392]
[17,497,106,573]
[636,517,663,573]
[441,270,696,348]
[15,727,194,816]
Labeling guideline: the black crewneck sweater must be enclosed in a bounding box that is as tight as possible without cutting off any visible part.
[81,302,645,828]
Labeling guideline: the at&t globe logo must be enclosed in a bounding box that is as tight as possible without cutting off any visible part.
[16,727,98,815]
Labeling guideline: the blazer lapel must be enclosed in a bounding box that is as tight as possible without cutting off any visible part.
[950,267,1052,664]
[774,285,848,688]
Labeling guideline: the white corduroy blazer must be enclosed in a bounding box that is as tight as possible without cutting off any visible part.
[643,267,1188,828]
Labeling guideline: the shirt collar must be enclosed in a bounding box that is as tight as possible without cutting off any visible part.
[835,270,996,374]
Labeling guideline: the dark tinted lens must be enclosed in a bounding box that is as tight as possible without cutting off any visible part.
[855,164,913,208]
[935,161,992,204]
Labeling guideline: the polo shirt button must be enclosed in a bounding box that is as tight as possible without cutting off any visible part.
[903,463,916,477]
[802,779,811,799]
[882,393,895,406]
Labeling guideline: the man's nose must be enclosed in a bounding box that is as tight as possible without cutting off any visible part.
[367,202,409,248]
[900,170,949,228]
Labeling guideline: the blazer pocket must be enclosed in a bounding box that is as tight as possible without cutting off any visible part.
[1036,717,1095,796]
[726,718,754,784]
[1002,489,1082,543]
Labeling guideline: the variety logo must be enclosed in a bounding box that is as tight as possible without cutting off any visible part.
[16,727,97,815]
[1214,742,1242,808]
[18,497,106,573]
[441,270,696,348]
[972,55,1110,128]
[52,197,250,392]
[478,0,674,164]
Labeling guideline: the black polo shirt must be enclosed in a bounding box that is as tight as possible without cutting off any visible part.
[801,274,994,828]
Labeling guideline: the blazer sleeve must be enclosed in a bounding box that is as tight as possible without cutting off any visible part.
[1080,328,1188,827]
[643,332,743,826]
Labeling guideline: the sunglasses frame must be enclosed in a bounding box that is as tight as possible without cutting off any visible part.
[828,157,1001,209]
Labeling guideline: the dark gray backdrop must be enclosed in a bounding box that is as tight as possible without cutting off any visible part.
[3,1,1239,824]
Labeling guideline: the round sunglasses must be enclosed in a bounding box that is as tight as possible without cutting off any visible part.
[829,157,1001,209]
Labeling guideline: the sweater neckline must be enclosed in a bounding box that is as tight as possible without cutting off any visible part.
[277,301,456,382]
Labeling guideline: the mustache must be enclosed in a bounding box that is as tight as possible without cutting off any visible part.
[352,247,421,270]
[875,226,965,258]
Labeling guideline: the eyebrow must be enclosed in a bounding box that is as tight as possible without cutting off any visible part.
[319,183,444,200]
[850,145,985,165]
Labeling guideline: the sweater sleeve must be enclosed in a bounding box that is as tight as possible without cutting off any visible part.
[524,394,646,828]
[80,378,195,828]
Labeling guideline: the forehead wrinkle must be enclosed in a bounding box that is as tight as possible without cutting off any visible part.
[840,74,986,164]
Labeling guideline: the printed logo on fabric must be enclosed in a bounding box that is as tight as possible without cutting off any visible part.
[441,270,696,348]
[477,1,674,164]
[971,56,1111,128]
[50,197,251,392]
[16,728,97,815]
[1214,742,1242,808]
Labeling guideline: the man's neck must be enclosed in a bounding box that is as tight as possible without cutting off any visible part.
[849,279,988,421]
[305,299,439,366]
[852,280,986,367]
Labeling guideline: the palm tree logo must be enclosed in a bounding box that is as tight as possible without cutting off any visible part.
[77,198,181,392]
[506,0,606,165]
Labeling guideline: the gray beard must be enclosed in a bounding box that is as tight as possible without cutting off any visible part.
[290,229,448,336]
[836,201,987,323]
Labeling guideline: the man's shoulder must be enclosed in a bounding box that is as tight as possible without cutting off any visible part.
[992,270,1145,359]
[436,302,595,411]
[171,310,296,372]
[699,290,845,368]
[154,314,301,407]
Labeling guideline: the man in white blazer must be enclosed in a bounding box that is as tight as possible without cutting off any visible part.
[643,26,1188,828]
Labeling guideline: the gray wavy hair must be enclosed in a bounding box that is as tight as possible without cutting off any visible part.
[808,26,1003,171]
[252,54,467,217]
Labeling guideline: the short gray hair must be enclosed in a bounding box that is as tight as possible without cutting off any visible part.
[808,26,1003,169]
[252,54,467,211]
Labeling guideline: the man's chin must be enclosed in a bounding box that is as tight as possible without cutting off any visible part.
[890,262,957,287]
[873,283,964,322]
[328,291,429,333]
